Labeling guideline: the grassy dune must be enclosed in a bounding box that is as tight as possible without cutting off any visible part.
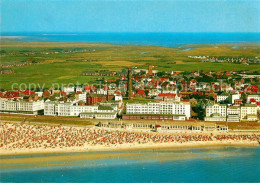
[0,114,94,126]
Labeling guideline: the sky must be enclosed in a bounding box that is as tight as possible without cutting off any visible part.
[1,0,260,33]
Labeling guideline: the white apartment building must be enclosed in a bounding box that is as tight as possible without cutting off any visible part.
[217,94,229,102]
[44,101,117,118]
[56,103,99,116]
[126,102,191,119]
[164,95,181,102]
[79,104,118,119]
[114,94,123,101]
[17,101,44,112]
[44,101,58,116]
[0,98,44,114]
[44,102,98,116]
[0,99,17,111]
[205,103,258,122]
[63,86,75,94]
[206,104,227,117]
[240,104,257,121]
[96,89,107,95]
[75,93,87,102]
[231,94,240,104]
[227,106,240,122]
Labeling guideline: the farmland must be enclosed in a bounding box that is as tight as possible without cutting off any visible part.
[0,40,259,89]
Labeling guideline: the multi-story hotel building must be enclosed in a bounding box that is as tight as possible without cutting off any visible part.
[217,94,229,103]
[227,106,240,122]
[206,104,227,117]
[240,104,257,121]
[0,98,44,114]
[125,101,191,120]
[44,101,117,119]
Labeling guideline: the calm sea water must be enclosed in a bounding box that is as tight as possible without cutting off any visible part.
[1,32,260,47]
[1,147,260,182]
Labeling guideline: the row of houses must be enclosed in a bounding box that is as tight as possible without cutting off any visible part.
[217,93,260,104]
[0,60,34,68]
[205,103,258,122]
[0,99,119,119]
[0,69,14,74]
[82,70,116,76]
[83,67,159,77]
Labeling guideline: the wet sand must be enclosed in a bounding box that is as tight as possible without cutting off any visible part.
[1,140,259,156]
[1,144,258,170]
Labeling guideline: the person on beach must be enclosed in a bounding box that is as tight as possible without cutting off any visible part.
[0,122,259,153]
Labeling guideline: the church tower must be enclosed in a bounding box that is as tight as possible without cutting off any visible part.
[127,67,133,99]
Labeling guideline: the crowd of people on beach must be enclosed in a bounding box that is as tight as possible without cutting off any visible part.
[0,122,259,151]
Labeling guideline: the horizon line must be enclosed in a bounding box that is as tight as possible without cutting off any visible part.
[1,31,260,35]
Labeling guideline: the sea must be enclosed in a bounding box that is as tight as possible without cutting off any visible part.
[1,147,260,182]
[1,32,260,47]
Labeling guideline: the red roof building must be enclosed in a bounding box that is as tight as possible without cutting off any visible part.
[86,94,114,105]
[4,91,20,99]
[159,78,169,82]
[135,90,146,97]
[250,98,256,103]
[158,93,177,98]
[85,86,96,93]
[225,72,231,75]
[21,90,35,96]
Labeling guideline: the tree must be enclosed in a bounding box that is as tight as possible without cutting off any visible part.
[241,93,247,100]
[192,104,205,120]
[157,72,166,77]
[0,50,6,54]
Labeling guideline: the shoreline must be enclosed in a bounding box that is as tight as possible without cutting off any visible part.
[1,140,259,156]
[1,142,259,170]
[1,35,260,48]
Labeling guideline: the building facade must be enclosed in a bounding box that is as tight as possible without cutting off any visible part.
[204,113,226,122]
[217,94,229,102]
[240,104,257,121]
[206,104,227,118]
[86,94,114,105]
[227,106,240,122]
[0,99,44,114]
[125,101,190,120]
[44,101,117,117]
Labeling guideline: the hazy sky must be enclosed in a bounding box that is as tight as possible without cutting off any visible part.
[1,0,260,33]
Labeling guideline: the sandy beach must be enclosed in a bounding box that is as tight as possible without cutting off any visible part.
[1,121,259,156]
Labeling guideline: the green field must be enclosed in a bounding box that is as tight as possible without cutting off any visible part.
[0,115,94,126]
[0,40,259,89]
